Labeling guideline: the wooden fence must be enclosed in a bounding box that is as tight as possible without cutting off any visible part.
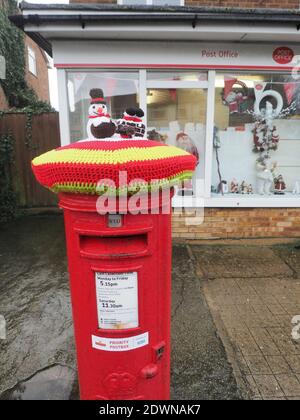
[0,112,60,208]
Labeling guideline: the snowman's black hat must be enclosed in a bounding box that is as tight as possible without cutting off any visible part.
[89,88,106,105]
[126,107,144,118]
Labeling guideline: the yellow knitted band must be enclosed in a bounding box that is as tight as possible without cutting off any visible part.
[32,145,190,166]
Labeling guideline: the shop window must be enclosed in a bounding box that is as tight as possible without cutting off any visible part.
[147,87,207,197]
[28,46,37,76]
[67,72,139,143]
[212,73,300,198]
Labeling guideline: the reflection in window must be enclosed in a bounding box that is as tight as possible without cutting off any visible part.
[67,72,139,143]
[213,73,300,198]
[147,71,207,82]
[147,88,207,197]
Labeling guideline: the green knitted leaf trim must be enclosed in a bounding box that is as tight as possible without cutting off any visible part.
[50,171,194,196]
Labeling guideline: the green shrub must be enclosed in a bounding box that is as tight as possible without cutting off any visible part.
[0,132,17,222]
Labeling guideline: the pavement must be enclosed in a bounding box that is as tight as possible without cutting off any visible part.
[0,215,239,400]
[191,242,300,400]
[0,215,299,400]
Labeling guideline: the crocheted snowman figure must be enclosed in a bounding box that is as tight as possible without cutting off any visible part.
[116,107,146,139]
[87,88,116,139]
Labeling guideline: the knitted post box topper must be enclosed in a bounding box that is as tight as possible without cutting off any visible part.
[32,139,197,195]
[32,103,197,196]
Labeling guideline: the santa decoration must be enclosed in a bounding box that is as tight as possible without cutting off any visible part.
[274,174,286,195]
[222,77,248,114]
[230,178,239,194]
[87,88,116,139]
[176,132,199,165]
[117,107,146,139]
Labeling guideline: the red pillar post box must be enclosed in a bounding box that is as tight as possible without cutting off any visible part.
[31,104,196,400]
[59,192,172,400]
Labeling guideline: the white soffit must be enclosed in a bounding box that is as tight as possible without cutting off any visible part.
[23,21,300,43]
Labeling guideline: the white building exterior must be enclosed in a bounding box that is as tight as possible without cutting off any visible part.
[14,4,300,209]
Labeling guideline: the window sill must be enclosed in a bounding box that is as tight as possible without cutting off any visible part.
[172,193,300,208]
[28,70,38,78]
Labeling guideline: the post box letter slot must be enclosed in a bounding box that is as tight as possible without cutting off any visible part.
[79,233,148,259]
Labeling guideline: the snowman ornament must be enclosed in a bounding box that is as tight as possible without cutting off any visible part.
[87,88,116,140]
[256,155,276,195]
[116,107,146,139]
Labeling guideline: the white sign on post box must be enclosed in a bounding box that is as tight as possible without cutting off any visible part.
[92,332,149,352]
[95,272,139,330]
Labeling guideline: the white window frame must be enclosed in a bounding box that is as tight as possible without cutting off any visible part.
[145,75,210,208]
[27,46,37,76]
[59,68,300,208]
[118,0,185,5]
[57,69,70,146]
[208,70,300,208]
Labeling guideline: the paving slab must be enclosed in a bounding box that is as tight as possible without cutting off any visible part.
[192,245,293,279]
[285,356,300,374]
[275,374,300,398]
[265,356,292,375]
[171,245,240,400]
[273,245,300,278]
[200,270,300,399]
[251,374,284,398]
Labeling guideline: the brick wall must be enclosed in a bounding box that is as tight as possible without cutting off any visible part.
[69,0,300,8]
[172,208,300,239]
[25,37,50,103]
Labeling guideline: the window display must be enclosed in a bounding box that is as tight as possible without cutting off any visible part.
[67,72,139,143]
[64,69,300,206]
[213,73,300,198]
[147,87,207,197]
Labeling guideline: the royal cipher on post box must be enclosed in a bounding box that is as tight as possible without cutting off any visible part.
[32,91,196,400]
